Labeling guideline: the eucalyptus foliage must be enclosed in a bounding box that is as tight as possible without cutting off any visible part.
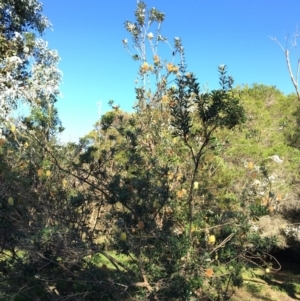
[0,0,60,118]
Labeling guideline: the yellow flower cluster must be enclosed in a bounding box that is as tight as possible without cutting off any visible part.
[161,95,169,103]
[120,232,127,241]
[140,62,153,73]
[247,161,253,169]
[166,62,179,73]
[208,235,216,244]
[37,169,51,177]
[177,188,187,198]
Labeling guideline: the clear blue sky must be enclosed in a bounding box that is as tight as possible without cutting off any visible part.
[41,0,300,142]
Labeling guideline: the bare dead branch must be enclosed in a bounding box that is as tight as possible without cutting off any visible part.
[271,32,300,101]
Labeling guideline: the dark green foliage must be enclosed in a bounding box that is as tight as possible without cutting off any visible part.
[101,111,116,131]
[170,73,196,138]
[198,66,246,130]
[249,203,270,218]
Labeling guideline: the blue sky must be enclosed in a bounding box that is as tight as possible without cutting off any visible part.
[40,0,300,142]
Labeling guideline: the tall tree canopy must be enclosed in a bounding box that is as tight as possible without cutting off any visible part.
[0,0,60,118]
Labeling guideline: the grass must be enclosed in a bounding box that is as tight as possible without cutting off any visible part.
[245,282,264,294]
[231,263,300,301]
[2,247,300,300]
[87,250,136,271]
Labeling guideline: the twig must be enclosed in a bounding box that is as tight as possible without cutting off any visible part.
[209,233,235,255]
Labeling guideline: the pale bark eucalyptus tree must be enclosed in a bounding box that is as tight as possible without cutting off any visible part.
[271,27,300,101]
[0,1,71,300]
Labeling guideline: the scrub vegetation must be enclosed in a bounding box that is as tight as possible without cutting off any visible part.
[0,1,300,300]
